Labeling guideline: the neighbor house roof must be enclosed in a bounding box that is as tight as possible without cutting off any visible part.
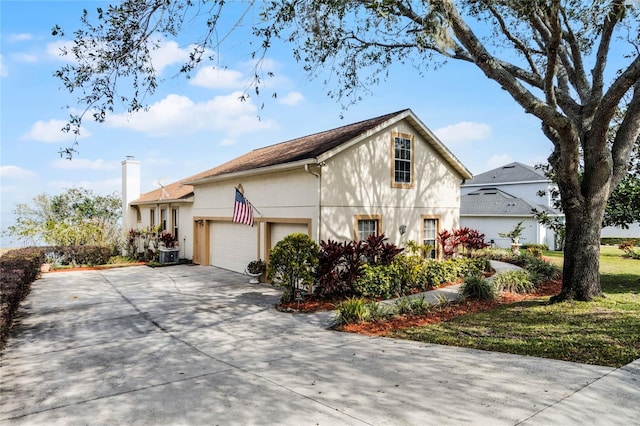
[461,188,560,216]
[184,109,472,185]
[462,162,548,187]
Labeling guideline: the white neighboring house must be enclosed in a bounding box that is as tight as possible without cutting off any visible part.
[122,109,473,273]
[460,162,563,250]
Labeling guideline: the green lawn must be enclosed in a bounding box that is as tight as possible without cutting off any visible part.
[388,246,640,367]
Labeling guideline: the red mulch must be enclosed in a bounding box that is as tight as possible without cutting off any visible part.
[338,279,562,336]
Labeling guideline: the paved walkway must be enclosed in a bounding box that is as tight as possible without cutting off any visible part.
[1,265,638,425]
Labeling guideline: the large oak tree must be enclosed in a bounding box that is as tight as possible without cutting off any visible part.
[55,0,640,301]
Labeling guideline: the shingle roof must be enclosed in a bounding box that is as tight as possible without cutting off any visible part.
[185,110,409,184]
[462,162,547,186]
[133,108,471,203]
[461,188,559,216]
[132,180,194,205]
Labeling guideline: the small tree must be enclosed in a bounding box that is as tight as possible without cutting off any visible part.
[3,188,121,248]
[268,233,319,303]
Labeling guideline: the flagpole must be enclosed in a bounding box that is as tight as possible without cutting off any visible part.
[235,186,263,217]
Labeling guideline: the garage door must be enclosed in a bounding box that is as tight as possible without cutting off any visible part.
[270,223,310,248]
[210,222,258,273]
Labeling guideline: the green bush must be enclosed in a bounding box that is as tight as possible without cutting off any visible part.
[0,247,46,350]
[335,297,370,324]
[421,259,461,289]
[459,274,498,301]
[353,264,393,298]
[458,257,492,278]
[367,301,395,321]
[391,252,425,295]
[493,270,537,294]
[522,256,561,284]
[268,233,319,303]
[51,245,115,266]
[393,295,431,316]
[521,243,549,251]
[601,237,640,246]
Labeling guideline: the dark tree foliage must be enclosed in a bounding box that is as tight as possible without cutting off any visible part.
[55,1,640,301]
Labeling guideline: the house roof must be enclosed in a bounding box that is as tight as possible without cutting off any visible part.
[462,162,548,187]
[461,188,560,216]
[132,109,472,203]
[131,180,194,205]
[184,109,472,185]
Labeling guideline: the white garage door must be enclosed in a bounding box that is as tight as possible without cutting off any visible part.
[210,222,258,273]
[270,223,310,248]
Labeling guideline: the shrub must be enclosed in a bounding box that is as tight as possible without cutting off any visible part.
[493,270,537,294]
[366,301,395,321]
[601,237,640,246]
[458,257,492,278]
[268,233,319,303]
[316,239,365,297]
[390,252,425,295]
[353,264,393,298]
[0,247,46,350]
[459,274,498,301]
[316,234,403,298]
[438,228,489,259]
[49,245,115,266]
[522,256,561,284]
[422,259,459,289]
[335,297,370,325]
[619,241,640,259]
[393,295,431,316]
[521,243,549,251]
[362,234,404,265]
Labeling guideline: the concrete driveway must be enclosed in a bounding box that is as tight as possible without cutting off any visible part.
[1,265,638,425]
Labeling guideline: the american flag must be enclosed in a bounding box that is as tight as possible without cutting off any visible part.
[233,188,254,227]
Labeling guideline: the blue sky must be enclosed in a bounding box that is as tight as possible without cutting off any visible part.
[1,1,563,247]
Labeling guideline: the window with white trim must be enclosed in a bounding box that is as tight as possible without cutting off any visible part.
[161,208,167,232]
[423,218,438,259]
[150,209,156,228]
[393,135,412,185]
[358,219,379,241]
[172,208,179,240]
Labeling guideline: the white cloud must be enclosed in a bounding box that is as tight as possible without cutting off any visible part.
[8,33,33,42]
[51,158,119,171]
[46,40,73,61]
[0,55,6,77]
[434,122,491,145]
[105,92,278,138]
[279,91,304,106]
[190,66,246,90]
[150,40,191,74]
[0,165,37,179]
[11,52,38,63]
[22,119,91,143]
[486,153,513,170]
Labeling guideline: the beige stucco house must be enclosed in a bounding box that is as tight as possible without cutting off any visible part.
[123,109,472,274]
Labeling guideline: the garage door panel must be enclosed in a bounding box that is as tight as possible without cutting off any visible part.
[210,222,258,273]
[270,223,309,247]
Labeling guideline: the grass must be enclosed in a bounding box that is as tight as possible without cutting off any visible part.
[388,246,640,367]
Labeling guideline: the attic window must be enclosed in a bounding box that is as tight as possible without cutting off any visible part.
[391,132,414,189]
[502,165,515,169]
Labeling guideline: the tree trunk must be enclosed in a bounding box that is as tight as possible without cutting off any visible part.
[551,183,607,302]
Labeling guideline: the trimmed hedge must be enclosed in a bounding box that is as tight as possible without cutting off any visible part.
[601,237,640,246]
[0,247,45,350]
[48,245,116,266]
